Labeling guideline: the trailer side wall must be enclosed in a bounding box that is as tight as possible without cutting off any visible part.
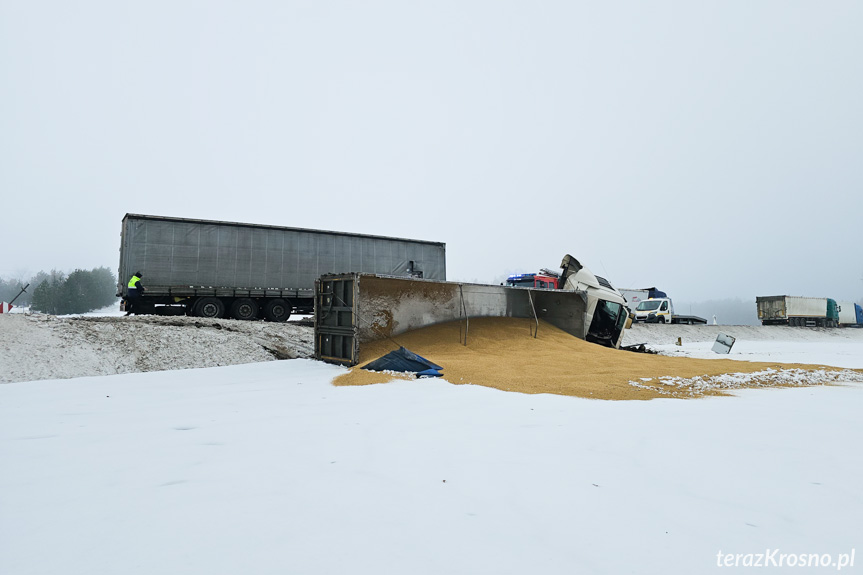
[785,297,828,317]
[119,215,446,297]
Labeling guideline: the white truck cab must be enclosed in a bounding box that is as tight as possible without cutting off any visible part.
[559,255,632,347]
[634,297,674,324]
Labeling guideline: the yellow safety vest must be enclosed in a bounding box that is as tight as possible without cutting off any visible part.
[128,276,141,288]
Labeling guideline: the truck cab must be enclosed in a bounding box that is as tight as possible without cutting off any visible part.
[558,255,632,348]
[634,297,674,324]
[506,257,631,348]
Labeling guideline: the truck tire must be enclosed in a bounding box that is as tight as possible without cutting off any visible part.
[230,298,259,321]
[264,299,291,322]
[193,297,225,319]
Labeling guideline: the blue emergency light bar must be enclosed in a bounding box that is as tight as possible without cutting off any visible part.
[507,273,536,282]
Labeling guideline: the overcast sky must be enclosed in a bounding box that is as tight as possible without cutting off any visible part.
[1,1,861,302]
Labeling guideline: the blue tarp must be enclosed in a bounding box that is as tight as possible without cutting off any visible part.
[361,347,443,377]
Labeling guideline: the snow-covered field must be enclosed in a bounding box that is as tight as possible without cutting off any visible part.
[626,324,863,369]
[2,321,862,574]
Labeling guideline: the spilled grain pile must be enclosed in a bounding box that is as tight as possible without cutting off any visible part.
[334,318,863,400]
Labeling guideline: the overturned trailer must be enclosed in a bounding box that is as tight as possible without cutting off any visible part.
[314,256,631,366]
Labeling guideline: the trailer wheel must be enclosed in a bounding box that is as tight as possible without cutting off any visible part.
[230,298,259,321]
[264,299,291,322]
[193,297,225,319]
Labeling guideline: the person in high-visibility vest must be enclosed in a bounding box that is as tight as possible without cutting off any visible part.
[125,271,145,315]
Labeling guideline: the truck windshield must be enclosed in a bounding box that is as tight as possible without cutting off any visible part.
[586,300,626,348]
[636,300,662,312]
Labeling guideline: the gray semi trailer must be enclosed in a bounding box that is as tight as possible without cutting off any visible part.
[117,214,446,321]
[756,295,840,327]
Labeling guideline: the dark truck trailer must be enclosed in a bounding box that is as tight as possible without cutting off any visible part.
[117,214,446,321]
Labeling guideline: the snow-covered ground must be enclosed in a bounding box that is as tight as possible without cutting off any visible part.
[623,322,863,346]
[625,323,863,369]
[2,334,862,574]
[4,302,126,316]
[654,340,863,369]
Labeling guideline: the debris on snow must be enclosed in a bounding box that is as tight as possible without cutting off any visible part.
[628,368,863,397]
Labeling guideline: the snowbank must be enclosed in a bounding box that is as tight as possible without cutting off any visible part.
[0,313,314,383]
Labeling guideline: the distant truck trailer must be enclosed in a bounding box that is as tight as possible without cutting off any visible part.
[619,287,667,313]
[756,295,839,327]
[838,301,863,327]
[117,214,446,320]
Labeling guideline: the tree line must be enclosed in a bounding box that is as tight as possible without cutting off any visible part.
[0,267,118,314]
